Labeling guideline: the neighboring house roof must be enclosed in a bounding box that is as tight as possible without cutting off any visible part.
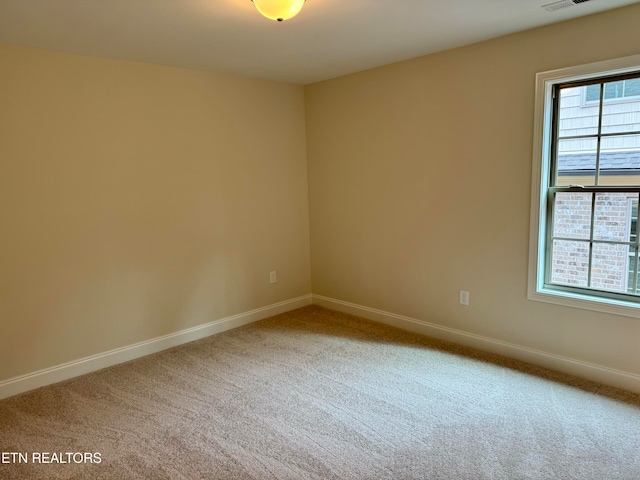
[559,150,640,172]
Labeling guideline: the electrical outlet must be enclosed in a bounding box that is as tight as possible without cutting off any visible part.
[270,271,277,284]
[459,290,469,306]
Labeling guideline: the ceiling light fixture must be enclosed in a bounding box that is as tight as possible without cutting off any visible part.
[251,0,305,22]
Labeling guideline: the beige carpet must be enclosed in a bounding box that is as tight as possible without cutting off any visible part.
[1,305,639,479]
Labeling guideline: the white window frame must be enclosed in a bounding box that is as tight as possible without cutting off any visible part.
[528,54,640,318]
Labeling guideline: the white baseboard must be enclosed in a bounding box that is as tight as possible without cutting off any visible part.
[0,294,312,400]
[313,294,640,394]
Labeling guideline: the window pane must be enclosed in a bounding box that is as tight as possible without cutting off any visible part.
[553,192,592,239]
[597,134,640,185]
[593,192,634,241]
[556,137,597,186]
[559,86,599,136]
[601,133,640,151]
[625,78,640,98]
[603,80,625,100]
[551,239,589,287]
[630,197,639,244]
[601,98,640,135]
[627,246,637,294]
[591,242,628,292]
[585,84,600,102]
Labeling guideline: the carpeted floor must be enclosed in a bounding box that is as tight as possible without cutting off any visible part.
[1,305,639,479]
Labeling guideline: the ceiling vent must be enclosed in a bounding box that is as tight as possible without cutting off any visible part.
[542,0,594,12]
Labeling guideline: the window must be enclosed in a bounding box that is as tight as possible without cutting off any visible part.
[529,55,640,317]
[585,78,640,102]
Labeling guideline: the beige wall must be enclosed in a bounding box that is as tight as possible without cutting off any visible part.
[305,5,640,375]
[3,4,640,389]
[0,44,311,381]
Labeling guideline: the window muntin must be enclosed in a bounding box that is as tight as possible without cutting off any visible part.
[547,72,640,300]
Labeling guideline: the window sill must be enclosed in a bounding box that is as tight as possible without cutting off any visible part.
[528,286,640,319]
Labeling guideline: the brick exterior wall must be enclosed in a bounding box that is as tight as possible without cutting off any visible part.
[552,192,636,292]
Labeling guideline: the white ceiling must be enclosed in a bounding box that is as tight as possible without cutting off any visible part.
[0,0,637,85]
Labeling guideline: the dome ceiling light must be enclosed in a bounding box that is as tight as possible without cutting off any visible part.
[251,0,306,22]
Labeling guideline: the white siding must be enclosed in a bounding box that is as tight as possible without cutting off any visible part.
[558,86,640,153]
